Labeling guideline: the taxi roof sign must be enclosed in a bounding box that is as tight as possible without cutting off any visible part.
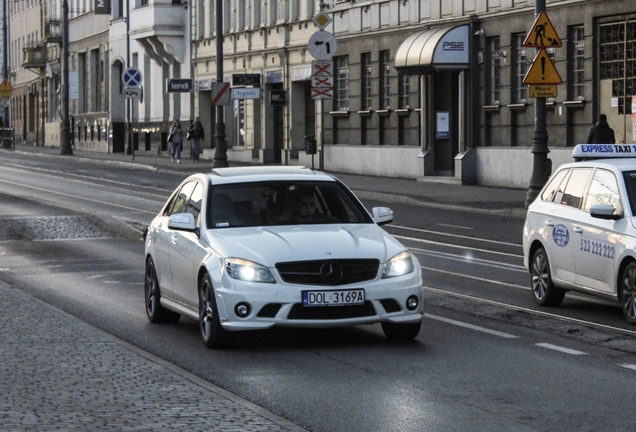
[572,144,636,160]
[523,11,562,48]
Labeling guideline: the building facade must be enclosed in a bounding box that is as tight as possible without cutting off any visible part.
[191,0,636,187]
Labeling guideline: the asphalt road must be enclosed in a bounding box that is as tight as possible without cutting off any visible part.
[1,152,635,431]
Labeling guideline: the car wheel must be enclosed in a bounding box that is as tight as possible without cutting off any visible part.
[620,262,636,325]
[199,273,230,349]
[381,321,421,341]
[530,248,566,306]
[145,257,180,323]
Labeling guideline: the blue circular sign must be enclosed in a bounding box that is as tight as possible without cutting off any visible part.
[552,224,570,247]
[123,68,143,88]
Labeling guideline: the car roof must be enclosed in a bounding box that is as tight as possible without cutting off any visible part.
[559,158,636,173]
[203,166,337,184]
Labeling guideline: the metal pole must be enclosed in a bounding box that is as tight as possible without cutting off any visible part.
[2,0,10,148]
[211,0,228,168]
[60,0,72,155]
[524,0,551,207]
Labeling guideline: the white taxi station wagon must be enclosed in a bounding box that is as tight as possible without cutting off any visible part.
[144,166,424,348]
[523,144,636,324]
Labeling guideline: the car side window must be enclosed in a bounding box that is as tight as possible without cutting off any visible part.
[556,168,592,209]
[167,181,196,216]
[584,169,620,212]
[541,169,569,202]
[186,182,203,225]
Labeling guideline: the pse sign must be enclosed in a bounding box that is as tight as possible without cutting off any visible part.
[166,79,193,93]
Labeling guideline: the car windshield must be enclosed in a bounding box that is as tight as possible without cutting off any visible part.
[623,171,636,216]
[208,180,373,228]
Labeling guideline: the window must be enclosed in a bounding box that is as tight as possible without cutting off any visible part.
[569,26,585,100]
[187,183,204,225]
[334,56,349,111]
[398,74,409,109]
[166,182,197,216]
[600,19,636,115]
[488,37,500,104]
[379,50,390,109]
[554,169,592,208]
[513,34,529,103]
[584,169,620,212]
[361,53,371,110]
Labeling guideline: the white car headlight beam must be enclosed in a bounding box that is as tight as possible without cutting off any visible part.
[382,251,415,278]
[225,258,275,283]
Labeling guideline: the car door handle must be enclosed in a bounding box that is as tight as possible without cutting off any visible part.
[171,234,179,244]
[544,220,555,227]
[573,226,583,234]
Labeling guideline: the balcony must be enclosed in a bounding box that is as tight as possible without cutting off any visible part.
[130,0,186,65]
[22,46,47,69]
[44,19,63,44]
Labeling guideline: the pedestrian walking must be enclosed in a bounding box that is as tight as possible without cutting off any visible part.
[187,117,205,162]
[168,120,184,163]
[586,114,616,144]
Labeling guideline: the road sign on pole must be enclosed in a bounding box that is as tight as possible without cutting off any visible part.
[308,31,337,60]
[523,11,562,48]
[211,82,231,106]
[523,49,562,85]
[122,68,143,88]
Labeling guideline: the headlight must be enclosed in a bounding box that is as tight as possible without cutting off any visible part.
[382,251,414,278]
[225,258,275,283]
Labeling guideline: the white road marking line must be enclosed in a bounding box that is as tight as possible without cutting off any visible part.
[395,234,522,258]
[619,364,636,371]
[424,313,519,339]
[535,343,588,355]
[391,224,521,248]
[437,223,474,230]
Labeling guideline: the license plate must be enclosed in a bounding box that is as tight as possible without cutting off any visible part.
[302,289,365,307]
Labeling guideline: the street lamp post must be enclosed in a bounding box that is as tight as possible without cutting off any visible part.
[2,0,10,148]
[59,0,72,155]
[211,0,228,168]
[524,0,551,207]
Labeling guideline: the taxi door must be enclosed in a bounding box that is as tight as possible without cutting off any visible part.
[542,168,593,285]
[572,169,622,293]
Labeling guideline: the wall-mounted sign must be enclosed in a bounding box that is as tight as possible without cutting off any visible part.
[166,79,193,93]
[94,0,110,14]
[436,111,450,139]
[266,70,283,84]
[233,88,261,100]
[270,90,286,105]
[232,74,261,87]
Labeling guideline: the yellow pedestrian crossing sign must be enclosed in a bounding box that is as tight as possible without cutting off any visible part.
[524,49,562,85]
[0,78,12,99]
[523,11,562,48]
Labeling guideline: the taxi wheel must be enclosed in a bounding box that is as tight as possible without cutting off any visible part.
[144,257,180,324]
[199,273,230,349]
[531,248,565,307]
[382,321,421,341]
[619,262,636,325]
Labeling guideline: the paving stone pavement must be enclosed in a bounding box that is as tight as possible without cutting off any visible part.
[0,282,306,432]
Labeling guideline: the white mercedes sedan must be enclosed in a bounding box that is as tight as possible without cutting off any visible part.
[144,166,423,348]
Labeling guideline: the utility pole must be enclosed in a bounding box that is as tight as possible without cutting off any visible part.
[60,0,72,155]
[211,0,228,168]
[2,0,10,148]
[524,0,550,207]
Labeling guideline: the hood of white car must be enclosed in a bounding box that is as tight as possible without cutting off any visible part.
[204,224,405,266]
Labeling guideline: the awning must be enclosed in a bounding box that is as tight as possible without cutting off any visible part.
[395,25,470,74]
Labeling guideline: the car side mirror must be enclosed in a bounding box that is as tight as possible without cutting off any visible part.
[168,213,198,232]
[372,207,393,225]
[589,204,622,220]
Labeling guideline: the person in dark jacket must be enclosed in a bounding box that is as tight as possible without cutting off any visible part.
[187,117,205,162]
[586,114,616,144]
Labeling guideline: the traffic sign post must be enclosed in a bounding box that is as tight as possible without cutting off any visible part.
[523,49,562,85]
[122,68,142,88]
[523,11,562,48]
[308,31,337,61]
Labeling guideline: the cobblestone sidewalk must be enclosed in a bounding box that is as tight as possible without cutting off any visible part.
[0,283,306,432]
